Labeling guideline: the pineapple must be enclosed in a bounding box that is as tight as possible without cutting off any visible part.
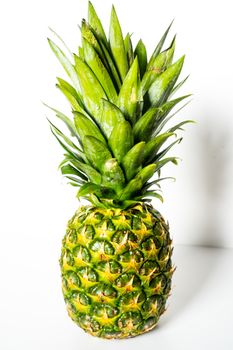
[47,1,192,339]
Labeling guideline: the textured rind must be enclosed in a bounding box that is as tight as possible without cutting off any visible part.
[60,203,173,338]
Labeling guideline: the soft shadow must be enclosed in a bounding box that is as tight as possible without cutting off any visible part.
[160,245,222,326]
[197,119,232,247]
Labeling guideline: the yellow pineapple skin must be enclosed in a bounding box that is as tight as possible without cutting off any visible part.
[60,203,174,338]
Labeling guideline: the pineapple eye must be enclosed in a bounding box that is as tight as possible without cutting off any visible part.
[66,271,81,287]
[89,239,115,255]
[117,311,142,328]
[78,314,100,333]
[119,291,146,305]
[71,291,91,306]
[92,304,119,318]
[149,274,167,291]
[119,249,144,263]
[65,251,75,266]
[84,225,95,239]
[66,229,77,243]
[132,216,142,230]
[73,245,91,262]
[106,220,115,231]
[153,222,165,236]
[142,295,165,315]
[115,273,141,288]
[94,212,104,220]
[140,260,159,276]
[96,260,122,274]
[77,267,98,282]
[88,283,118,299]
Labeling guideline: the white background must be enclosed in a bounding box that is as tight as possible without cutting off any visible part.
[0,0,233,349]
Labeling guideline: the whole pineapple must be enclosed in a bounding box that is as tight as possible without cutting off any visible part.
[47,1,191,339]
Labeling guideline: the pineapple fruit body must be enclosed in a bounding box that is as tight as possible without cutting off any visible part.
[61,204,173,338]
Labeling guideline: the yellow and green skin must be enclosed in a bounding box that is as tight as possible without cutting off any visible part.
[61,204,173,338]
[47,1,192,338]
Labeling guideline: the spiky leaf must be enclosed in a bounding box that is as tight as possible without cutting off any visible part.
[74,55,107,123]
[109,6,128,81]
[134,39,147,78]
[82,39,117,103]
[88,1,108,46]
[108,121,134,163]
[144,133,174,164]
[124,33,134,66]
[147,20,174,69]
[148,55,185,106]
[100,100,125,138]
[48,39,80,92]
[82,136,112,172]
[118,57,139,124]
[74,112,107,145]
[139,37,175,97]
[122,142,145,181]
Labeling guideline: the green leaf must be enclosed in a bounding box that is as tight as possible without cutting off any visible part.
[167,120,195,133]
[48,119,82,153]
[133,96,189,142]
[153,138,182,162]
[154,157,178,174]
[100,99,125,138]
[108,120,134,163]
[56,77,83,106]
[148,55,185,107]
[88,1,108,46]
[152,95,191,135]
[144,132,174,164]
[82,39,117,103]
[134,39,147,78]
[47,38,80,92]
[118,57,139,124]
[98,40,122,91]
[139,36,175,97]
[60,164,87,182]
[109,5,128,81]
[101,158,125,192]
[88,193,107,208]
[49,126,82,162]
[135,191,164,202]
[82,135,112,172]
[154,99,191,135]
[74,112,107,145]
[43,103,77,137]
[119,177,142,201]
[81,19,108,67]
[170,75,189,98]
[48,27,73,58]
[133,106,158,141]
[56,82,88,116]
[142,177,175,192]
[136,164,156,184]
[65,158,102,184]
[122,141,145,181]
[147,20,174,70]
[74,54,107,123]
[78,46,85,60]
[78,183,116,199]
[124,33,134,67]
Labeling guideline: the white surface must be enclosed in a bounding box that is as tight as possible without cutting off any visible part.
[0,0,233,248]
[1,245,233,350]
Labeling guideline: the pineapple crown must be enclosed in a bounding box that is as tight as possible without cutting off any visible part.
[47,1,192,209]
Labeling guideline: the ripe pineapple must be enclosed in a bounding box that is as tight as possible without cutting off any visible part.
[47,1,191,339]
